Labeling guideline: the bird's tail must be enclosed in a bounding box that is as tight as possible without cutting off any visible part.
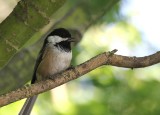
[19,95,38,115]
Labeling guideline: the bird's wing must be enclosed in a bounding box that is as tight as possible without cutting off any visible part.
[31,45,46,84]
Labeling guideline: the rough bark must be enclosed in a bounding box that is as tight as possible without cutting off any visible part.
[0,50,160,107]
[0,0,66,69]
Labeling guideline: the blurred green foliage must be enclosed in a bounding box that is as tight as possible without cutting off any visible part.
[1,0,160,115]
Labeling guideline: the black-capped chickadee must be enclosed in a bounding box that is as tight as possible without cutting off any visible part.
[19,28,75,115]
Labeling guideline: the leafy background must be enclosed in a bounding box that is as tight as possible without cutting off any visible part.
[0,0,160,115]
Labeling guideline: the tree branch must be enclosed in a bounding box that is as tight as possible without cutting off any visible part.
[0,0,66,69]
[0,50,160,107]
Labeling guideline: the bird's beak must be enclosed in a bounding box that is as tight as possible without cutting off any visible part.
[68,37,76,42]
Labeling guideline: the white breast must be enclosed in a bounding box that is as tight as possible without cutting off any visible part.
[36,45,72,81]
[53,46,72,70]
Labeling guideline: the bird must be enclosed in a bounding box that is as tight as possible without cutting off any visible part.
[19,28,75,115]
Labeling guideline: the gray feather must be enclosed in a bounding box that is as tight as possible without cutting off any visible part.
[19,95,38,115]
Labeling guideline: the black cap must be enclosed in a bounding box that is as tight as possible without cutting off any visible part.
[48,28,71,38]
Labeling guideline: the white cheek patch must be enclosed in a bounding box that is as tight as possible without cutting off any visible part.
[47,35,68,44]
